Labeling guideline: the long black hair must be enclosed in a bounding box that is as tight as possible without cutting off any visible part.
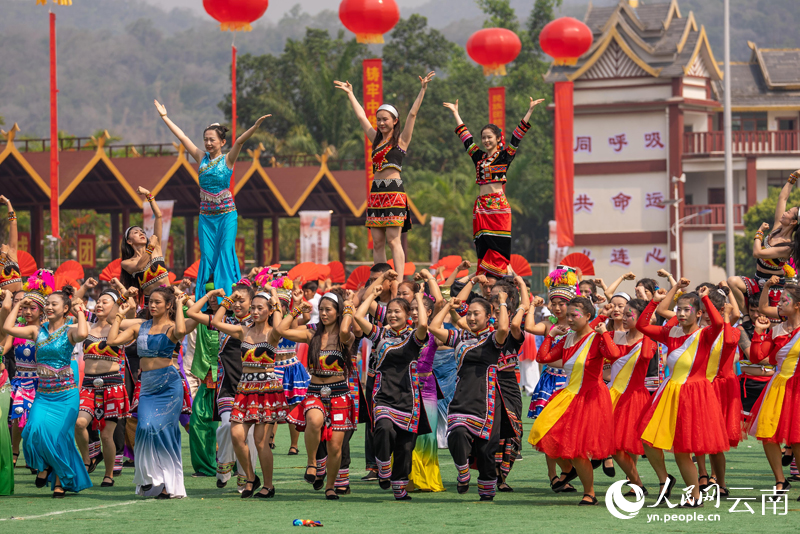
[120,226,142,291]
[307,288,354,376]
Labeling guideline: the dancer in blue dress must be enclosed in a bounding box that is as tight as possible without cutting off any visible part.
[154,100,270,305]
[108,286,188,498]
[2,271,91,497]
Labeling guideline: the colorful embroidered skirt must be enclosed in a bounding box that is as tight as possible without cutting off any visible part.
[231,372,289,424]
[366,177,410,231]
[0,376,14,496]
[10,373,37,427]
[528,366,567,419]
[473,191,511,276]
[274,355,310,406]
[288,381,357,439]
[79,372,130,430]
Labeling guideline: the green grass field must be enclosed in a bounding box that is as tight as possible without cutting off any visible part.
[1,420,798,533]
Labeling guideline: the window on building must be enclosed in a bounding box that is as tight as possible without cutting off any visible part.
[685,194,694,205]
[732,112,767,131]
[684,125,694,133]
[708,188,725,204]
[778,118,796,131]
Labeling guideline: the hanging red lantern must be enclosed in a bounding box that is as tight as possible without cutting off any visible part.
[339,0,400,44]
[466,28,522,76]
[203,0,270,31]
[539,17,593,66]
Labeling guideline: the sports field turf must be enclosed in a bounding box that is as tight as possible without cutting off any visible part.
[1,420,798,533]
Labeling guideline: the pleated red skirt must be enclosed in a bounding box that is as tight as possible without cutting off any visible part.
[713,375,743,448]
[612,387,650,455]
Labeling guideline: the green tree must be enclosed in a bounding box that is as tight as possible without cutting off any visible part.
[477,0,519,32]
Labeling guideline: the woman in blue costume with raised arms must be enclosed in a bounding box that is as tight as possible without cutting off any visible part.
[108,287,188,499]
[2,270,91,498]
[154,99,270,303]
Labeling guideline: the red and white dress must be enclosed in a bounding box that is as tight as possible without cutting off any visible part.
[230,340,289,424]
[79,334,130,430]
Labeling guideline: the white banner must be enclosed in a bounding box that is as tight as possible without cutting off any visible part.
[548,220,568,272]
[143,200,174,244]
[299,211,331,264]
[430,216,444,266]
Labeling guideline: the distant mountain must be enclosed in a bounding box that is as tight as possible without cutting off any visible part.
[2,0,798,143]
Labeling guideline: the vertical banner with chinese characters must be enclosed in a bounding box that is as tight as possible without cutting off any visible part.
[235,238,246,270]
[363,59,383,250]
[143,200,175,245]
[430,216,444,266]
[17,232,30,253]
[77,234,96,268]
[263,239,273,266]
[488,87,506,134]
[299,211,331,264]
[554,81,574,247]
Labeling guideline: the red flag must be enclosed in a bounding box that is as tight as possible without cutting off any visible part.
[554,81,574,247]
[363,59,383,250]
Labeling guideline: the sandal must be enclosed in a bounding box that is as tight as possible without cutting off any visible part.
[698,474,710,491]
[335,485,351,495]
[87,456,100,474]
[782,448,794,467]
[313,475,326,491]
[457,482,469,494]
[718,486,729,498]
[498,482,514,492]
[35,466,53,488]
[53,484,66,499]
[241,475,261,499]
[12,452,18,468]
[624,486,649,497]
[254,486,275,499]
[578,494,598,506]
[288,446,299,456]
[602,457,616,478]
[659,474,677,500]
[325,488,339,500]
[155,491,171,500]
[769,480,791,502]
[101,476,115,487]
[269,434,275,450]
[304,465,316,484]
[552,467,578,493]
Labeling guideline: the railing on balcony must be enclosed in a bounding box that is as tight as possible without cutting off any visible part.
[683,130,800,155]
[682,204,745,227]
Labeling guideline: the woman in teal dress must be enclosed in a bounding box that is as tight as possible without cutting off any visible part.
[2,272,90,497]
[154,99,270,304]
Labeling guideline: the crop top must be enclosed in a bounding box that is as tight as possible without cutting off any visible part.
[83,334,124,364]
[136,320,174,359]
[241,340,276,370]
[455,119,531,185]
[756,232,789,274]
[371,136,406,173]
[0,255,21,288]
[135,255,169,292]
[310,349,346,377]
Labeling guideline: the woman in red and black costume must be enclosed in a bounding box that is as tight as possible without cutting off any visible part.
[278,289,356,500]
[729,170,800,313]
[334,72,435,278]
[0,196,23,293]
[443,97,544,277]
[75,289,131,488]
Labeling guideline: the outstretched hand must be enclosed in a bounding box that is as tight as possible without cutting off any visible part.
[253,115,271,129]
[136,186,151,198]
[333,80,354,96]
[419,71,436,89]
[529,97,545,110]
[154,100,167,117]
[443,100,459,115]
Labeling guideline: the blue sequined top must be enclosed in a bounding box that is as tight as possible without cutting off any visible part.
[36,320,75,370]
[137,320,175,359]
[13,335,37,375]
[198,153,233,194]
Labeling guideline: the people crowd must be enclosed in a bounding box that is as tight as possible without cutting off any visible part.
[1,80,800,509]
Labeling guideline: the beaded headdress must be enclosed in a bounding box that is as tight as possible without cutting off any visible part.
[544,267,578,302]
[23,269,55,310]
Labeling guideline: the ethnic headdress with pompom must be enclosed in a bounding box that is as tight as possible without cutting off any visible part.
[254,267,293,307]
[784,263,798,284]
[23,269,55,310]
[544,266,578,302]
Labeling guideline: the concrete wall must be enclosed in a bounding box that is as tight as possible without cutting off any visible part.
[574,243,670,282]
[573,111,668,164]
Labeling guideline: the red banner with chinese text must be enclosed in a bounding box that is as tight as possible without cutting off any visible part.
[554,81,574,247]
[18,232,30,253]
[363,58,383,250]
[235,238,246,270]
[488,87,506,134]
[77,234,96,268]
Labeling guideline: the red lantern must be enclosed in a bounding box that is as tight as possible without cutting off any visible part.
[203,0,270,31]
[466,28,522,76]
[539,17,593,66]
[339,0,400,44]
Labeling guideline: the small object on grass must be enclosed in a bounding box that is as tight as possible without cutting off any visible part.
[293,519,323,527]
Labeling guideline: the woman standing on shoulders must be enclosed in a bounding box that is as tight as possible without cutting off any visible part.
[334,72,435,278]
[107,287,188,499]
[154,99,270,303]
[3,272,91,497]
[0,196,23,293]
[119,187,167,309]
[442,97,544,276]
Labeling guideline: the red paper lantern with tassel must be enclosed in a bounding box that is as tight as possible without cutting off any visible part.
[339,0,400,44]
[203,0,270,31]
[539,17,593,66]
[466,28,522,76]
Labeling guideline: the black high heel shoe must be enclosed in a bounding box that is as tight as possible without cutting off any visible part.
[254,486,275,499]
[241,475,261,499]
[35,466,53,488]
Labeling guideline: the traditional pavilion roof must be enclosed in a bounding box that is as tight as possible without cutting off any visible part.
[718,42,800,109]
[0,124,50,209]
[545,0,721,83]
